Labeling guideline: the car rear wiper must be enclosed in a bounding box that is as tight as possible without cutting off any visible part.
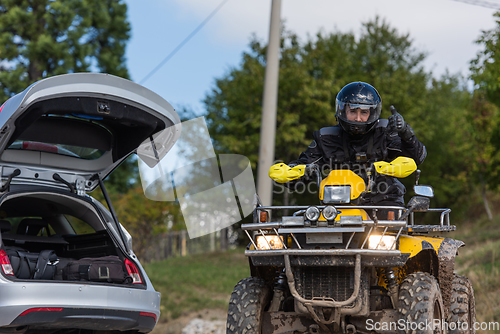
[0,169,21,192]
[52,173,76,193]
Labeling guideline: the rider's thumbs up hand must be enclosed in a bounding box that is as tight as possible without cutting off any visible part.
[388,105,406,132]
[388,105,415,141]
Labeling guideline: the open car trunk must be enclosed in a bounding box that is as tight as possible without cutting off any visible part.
[0,188,142,286]
[0,73,181,192]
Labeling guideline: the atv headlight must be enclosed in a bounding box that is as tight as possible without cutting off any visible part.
[323,185,351,204]
[256,235,284,250]
[305,206,321,221]
[368,235,396,250]
[322,205,338,221]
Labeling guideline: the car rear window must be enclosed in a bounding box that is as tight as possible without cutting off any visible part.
[7,114,112,160]
[2,215,95,236]
[8,140,106,160]
[65,215,96,235]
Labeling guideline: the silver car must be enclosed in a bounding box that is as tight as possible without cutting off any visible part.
[0,73,181,333]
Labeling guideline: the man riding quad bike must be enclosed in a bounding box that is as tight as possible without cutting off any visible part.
[226,83,475,334]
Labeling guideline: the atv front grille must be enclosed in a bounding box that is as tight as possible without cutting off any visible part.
[294,266,354,301]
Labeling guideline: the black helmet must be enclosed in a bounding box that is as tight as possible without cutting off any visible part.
[335,82,382,136]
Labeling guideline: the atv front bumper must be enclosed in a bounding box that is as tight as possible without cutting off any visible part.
[246,249,410,267]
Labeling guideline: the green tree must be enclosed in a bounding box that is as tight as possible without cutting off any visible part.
[417,76,471,211]
[467,93,499,220]
[469,11,500,218]
[470,12,500,106]
[0,0,135,193]
[203,17,469,209]
[112,186,184,260]
[0,0,130,102]
[104,155,140,194]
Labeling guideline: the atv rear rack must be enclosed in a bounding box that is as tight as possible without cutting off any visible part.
[406,208,455,232]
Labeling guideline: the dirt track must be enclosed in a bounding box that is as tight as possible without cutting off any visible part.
[150,309,226,334]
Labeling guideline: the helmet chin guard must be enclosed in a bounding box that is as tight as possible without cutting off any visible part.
[338,119,378,137]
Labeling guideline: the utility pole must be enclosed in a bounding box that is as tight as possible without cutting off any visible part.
[257,0,281,206]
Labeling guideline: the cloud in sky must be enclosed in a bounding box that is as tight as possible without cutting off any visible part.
[125,0,498,111]
[171,0,496,74]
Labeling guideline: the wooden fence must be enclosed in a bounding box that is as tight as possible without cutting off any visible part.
[139,227,235,263]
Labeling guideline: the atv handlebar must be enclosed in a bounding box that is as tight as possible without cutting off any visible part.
[304,164,322,186]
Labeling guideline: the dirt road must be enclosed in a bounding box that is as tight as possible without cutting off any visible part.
[150,309,226,334]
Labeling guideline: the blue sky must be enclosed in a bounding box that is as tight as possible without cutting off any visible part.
[124,0,498,116]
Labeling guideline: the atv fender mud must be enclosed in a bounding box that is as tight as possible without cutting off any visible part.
[399,235,464,317]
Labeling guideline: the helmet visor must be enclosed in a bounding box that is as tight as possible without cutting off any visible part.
[336,101,381,124]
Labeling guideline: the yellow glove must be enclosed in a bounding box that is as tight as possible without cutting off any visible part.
[268,163,307,183]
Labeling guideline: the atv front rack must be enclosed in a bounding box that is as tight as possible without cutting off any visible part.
[244,204,409,267]
[246,204,455,243]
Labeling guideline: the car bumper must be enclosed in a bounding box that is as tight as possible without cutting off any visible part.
[0,280,161,332]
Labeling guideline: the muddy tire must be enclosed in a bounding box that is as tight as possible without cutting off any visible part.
[226,277,271,334]
[398,272,445,334]
[447,274,476,334]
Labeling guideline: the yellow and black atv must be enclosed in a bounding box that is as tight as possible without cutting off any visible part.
[227,158,475,334]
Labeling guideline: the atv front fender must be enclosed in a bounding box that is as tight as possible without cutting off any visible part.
[399,235,464,317]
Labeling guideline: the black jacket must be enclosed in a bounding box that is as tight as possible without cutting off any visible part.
[289,119,427,205]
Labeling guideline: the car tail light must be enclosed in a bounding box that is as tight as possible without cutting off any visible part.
[125,258,143,284]
[140,311,157,322]
[0,249,14,275]
[19,308,63,316]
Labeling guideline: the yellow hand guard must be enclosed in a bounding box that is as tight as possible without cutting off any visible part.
[373,156,417,178]
[268,163,307,183]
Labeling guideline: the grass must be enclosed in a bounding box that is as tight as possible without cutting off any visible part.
[450,214,500,333]
[143,247,250,322]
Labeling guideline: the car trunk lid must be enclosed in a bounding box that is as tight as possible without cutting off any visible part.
[0,73,181,192]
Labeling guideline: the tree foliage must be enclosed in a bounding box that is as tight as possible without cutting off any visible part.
[104,155,140,194]
[111,187,184,260]
[0,0,136,193]
[471,12,500,106]
[0,0,130,102]
[470,12,500,190]
[417,76,472,210]
[204,17,472,210]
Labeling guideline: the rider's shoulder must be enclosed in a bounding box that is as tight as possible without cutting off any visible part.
[319,125,341,136]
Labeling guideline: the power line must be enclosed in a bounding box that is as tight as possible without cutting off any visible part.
[452,0,500,9]
[138,0,231,85]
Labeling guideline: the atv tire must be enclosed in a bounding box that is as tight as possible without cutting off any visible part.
[398,272,445,334]
[447,274,476,334]
[226,277,271,334]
